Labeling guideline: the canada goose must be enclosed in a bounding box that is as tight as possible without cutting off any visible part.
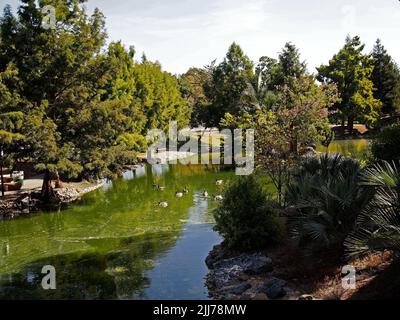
[214,195,223,201]
[216,180,224,186]
[158,201,168,208]
[202,190,209,198]
[153,184,166,191]
[175,192,184,198]
[183,186,189,194]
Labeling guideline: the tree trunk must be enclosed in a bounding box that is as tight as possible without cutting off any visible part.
[290,139,298,156]
[341,117,346,137]
[347,116,354,135]
[41,169,55,202]
[54,171,63,189]
[277,171,282,207]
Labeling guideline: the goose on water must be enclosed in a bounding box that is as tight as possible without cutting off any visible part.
[153,184,166,191]
[202,190,209,198]
[175,192,184,198]
[158,201,168,208]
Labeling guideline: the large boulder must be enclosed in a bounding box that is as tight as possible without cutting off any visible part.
[207,265,243,288]
[213,253,273,275]
[259,277,287,300]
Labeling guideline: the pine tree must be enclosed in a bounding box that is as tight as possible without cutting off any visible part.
[1,1,118,200]
[276,42,307,86]
[371,39,400,115]
[0,63,24,189]
[317,36,381,134]
[204,43,254,127]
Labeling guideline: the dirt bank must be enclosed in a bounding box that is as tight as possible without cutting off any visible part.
[0,180,105,220]
[205,242,396,300]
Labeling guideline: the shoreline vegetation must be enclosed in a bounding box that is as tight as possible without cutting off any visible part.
[2,0,400,301]
[0,150,196,220]
[0,178,106,220]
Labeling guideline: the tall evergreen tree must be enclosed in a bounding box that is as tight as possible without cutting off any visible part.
[371,39,400,115]
[133,59,190,132]
[317,36,381,133]
[276,42,307,86]
[204,43,254,127]
[0,63,24,182]
[179,67,210,127]
[0,1,131,200]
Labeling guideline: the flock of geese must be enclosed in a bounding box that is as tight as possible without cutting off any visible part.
[157,180,224,208]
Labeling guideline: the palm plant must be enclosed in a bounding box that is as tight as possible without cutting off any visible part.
[345,161,400,258]
[286,153,373,253]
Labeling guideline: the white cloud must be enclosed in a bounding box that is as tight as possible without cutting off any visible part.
[3,0,400,74]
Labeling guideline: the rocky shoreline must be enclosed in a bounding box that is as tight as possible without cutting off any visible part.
[0,180,106,220]
[205,244,314,300]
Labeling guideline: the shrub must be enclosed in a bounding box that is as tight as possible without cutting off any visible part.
[371,123,400,162]
[286,153,373,253]
[345,161,400,258]
[213,174,285,251]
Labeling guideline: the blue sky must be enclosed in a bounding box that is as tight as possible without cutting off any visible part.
[2,0,400,74]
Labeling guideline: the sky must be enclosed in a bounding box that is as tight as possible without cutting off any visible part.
[2,0,400,75]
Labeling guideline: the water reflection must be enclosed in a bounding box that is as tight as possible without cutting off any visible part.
[0,163,232,299]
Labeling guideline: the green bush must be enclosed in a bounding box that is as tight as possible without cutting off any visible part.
[371,123,400,162]
[286,153,373,253]
[213,174,285,250]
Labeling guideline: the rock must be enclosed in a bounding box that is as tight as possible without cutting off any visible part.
[253,293,269,300]
[19,196,30,206]
[205,244,228,269]
[299,294,314,301]
[220,282,251,295]
[213,253,273,275]
[239,293,254,300]
[18,196,30,213]
[304,146,317,155]
[238,274,250,281]
[205,248,277,300]
[207,265,243,288]
[259,277,287,300]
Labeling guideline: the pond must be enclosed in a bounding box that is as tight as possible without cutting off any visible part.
[0,139,371,300]
[0,162,235,300]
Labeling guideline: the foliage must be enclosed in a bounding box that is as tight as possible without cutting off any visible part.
[286,153,373,253]
[345,161,400,258]
[213,174,285,250]
[133,60,190,132]
[371,123,400,162]
[0,1,191,201]
[317,36,381,132]
[371,39,400,116]
[179,67,211,127]
[254,76,338,204]
[0,63,24,145]
[203,43,254,128]
[275,42,307,87]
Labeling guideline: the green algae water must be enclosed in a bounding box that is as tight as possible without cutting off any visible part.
[317,139,371,161]
[0,140,370,300]
[0,163,235,300]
